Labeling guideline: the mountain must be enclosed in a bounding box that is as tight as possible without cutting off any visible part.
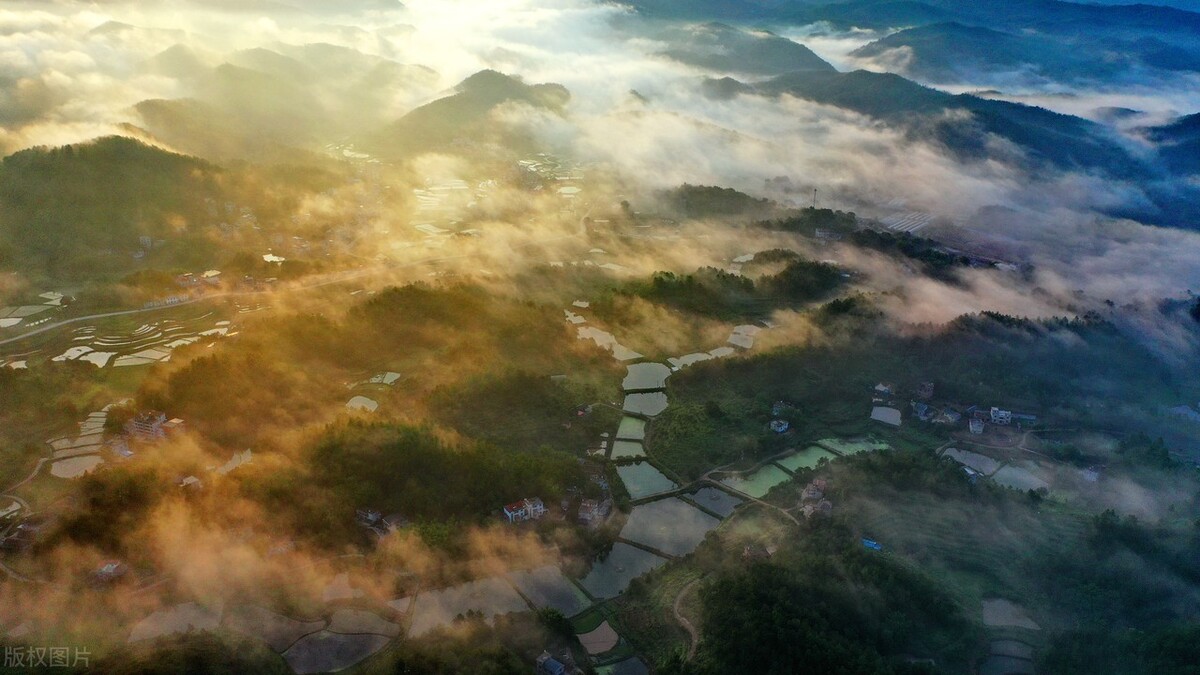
[135,44,438,161]
[143,44,213,81]
[782,0,1200,36]
[1145,113,1200,175]
[710,68,1200,226]
[630,0,1200,42]
[754,69,1146,178]
[369,70,570,158]
[659,22,835,76]
[133,98,324,165]
[850,22,1200,84]
[622,0,778,20]
[0,137,221,279]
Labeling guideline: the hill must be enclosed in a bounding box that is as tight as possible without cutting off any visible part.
[659,22,835,76]
[135,43,438,162]
[755,70,1146,179]
[783,0,1200,36]
[629,0,1200,43]
[369,70,570,158]
[851,22,1200,84]
[0,137,221,280]
[1145,113,1200,175]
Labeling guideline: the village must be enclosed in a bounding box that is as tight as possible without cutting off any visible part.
[0,229,1103,675]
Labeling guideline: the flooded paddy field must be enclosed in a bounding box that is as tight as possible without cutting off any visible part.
[622,392,668,417]
[776,446,836,473]
[622,363,670,391]
[611,440,646,460]
[616,462,678,500]
[615,416,646,441]
[507,565,590,617]
[684,487,744,518]
[1,307,235,370]
[578,542,667,599]
[405,577,530,637]
[721,464,792,499]
[619,498,719,557]
[944,448,1002,476]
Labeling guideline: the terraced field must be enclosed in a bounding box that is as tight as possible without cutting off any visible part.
[1,307,236,370]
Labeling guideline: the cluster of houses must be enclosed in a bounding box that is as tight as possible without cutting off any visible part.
[125,411,185,443]
[577,498,613,528]
[966,406,1036,435]
[800,478,833,519]
[0,408,180,554]
[503,498,548,524]
[174,271,223,289]
[770,401,794,434]
[355,509,409,538]
[872,380,1038,435]
[0,514,49,553]
[535,649,583,675]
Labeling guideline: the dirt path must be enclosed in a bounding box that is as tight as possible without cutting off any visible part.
[673,578,701,660]
[3,458,48,498]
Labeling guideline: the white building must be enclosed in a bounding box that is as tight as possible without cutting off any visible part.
[503,497,547,523]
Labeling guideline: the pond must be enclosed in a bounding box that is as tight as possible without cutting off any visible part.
[776,446,836,473]
[615,416,646,441]
[622,363,671,391]
[578,543,667,599]
[407,577,530,637]
[616,463,678,500]
[685,487,744,518]
[944,448,1001,476]
[992,464,1050,493]
[620,498,719,557]
[507,566,589,617]
[623,392,668,417]
[721,464,792,499]
[284,632,389,675]
[611,440,646,460]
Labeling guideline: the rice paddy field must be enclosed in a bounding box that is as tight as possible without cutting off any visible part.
[223,605,325,652]
[406,577,531,637]
[507,566,591,617]
[615,463,677,500]
[128,603,221,643]
[611,440,646,460]
[619,498,720,557]
[621,363,671,391]
[721,464,792,499]
[615,416,646,441]
[284,631,390,674]
[944,448,1003,476]
[992,463,1052,493]
[684,487,743,518]
[578,543,668,600]
[775,445,836,473]
[0,305,236,370]
[622,392,668,417]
